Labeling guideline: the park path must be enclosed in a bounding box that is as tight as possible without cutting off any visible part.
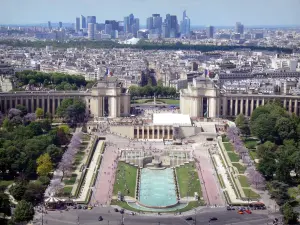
[91,145,118,205]
[193,143,225,206]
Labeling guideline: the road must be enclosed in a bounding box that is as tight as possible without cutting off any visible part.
[38,207,277,225]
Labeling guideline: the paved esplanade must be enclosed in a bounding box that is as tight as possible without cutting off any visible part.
[92,142,119,205]
[40,207,275,225]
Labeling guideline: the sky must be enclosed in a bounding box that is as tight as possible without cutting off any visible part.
[1,0,300,26]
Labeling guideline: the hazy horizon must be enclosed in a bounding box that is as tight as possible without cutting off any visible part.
[1,0,300,26]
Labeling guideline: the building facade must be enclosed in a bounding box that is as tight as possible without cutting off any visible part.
[0,79,131,118]
[180,77,300,118]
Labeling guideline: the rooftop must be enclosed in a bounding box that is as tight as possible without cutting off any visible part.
[152,113,191,126]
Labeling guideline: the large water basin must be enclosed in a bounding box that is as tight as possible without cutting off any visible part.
[139,168,178,208]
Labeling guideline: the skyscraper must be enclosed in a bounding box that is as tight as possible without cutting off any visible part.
[132,18,140,37]
[58,22,62,29]
[124,16,130,33]
[87,16,96,25]
[88,23,95,40]
[104,24,112,35]
[236,22,244,34]
[75,17,80,32]
[81,15,86,29]
[152,14,162,34]
[124,14,138,34]
[180,10,190,37]
[207,25,215,38]
[146,17,153,30]
[48,21,52,30]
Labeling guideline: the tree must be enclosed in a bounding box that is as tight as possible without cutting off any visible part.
[269,181,290,206]
[275,117,297,142]
[46,144,63,164]
[13,200,34,223]
[15,105,27,116]
[235,113,250,136]
[0,193,11,217]
[22,182,44,205]
[282,202,298,224]
[35,108,44,118]
[251,113,277,142]
[36,153,53,176]
[10,182,27,201]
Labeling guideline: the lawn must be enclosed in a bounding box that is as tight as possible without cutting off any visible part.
[0,180,14,189]
[249,150,257,160]
[223,143,234,152]
[227,152,240,162]
[82,134,91,141]
[176,163,201,198]
[238,175,250,188]
[132,98,179,105]
[222,136,230,142]
[63,186,73,196]
[243,188,260,199]
[74,151,85,165]
[232,163,247,174]
[113,162,137,198]
[63,174,77,185]
[243,138,259,149]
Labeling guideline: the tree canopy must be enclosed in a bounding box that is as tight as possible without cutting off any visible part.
[13,200,34,223]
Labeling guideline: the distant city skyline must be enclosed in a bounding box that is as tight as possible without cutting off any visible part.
[1,0,300,26]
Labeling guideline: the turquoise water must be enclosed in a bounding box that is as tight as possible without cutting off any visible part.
[139,168,178,207]
[128,202,187,212]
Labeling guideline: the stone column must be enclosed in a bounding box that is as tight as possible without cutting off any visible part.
[230,98,233,116]
[109,97,117,118]
[199,97,203,118]
[295,99,298,115]
[240,99,244,115]
[147,127,150,139]
[284,99,287,109]
[52,97,56,115]
[235,98,238,116]
[42,96,45,110]
[142,127,144,139]
[289,99,292,113]
[97,97,103,117]
[262,98,265,106]
[250,98,254,115]
[31,96,34,112]
[167,127,170,140]
[208,98,217,118]
[223,97,227,117]
[47,96,50,113]
[245,98,249,116]
[116,96,121,117]
[216,97,220,118]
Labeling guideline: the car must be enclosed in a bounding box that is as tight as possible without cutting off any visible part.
[245,210,252,214]
[209,217,218,221]
[83,206,87,210]
[114,208,119,212]
[185,217,193,221]
[98,216,103,221]
[227,206,232,211]
[73,205,77,209]
[238,210,244,214]
[130,212,135,215]
[77,205,82,209]
[120,209,124,214]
